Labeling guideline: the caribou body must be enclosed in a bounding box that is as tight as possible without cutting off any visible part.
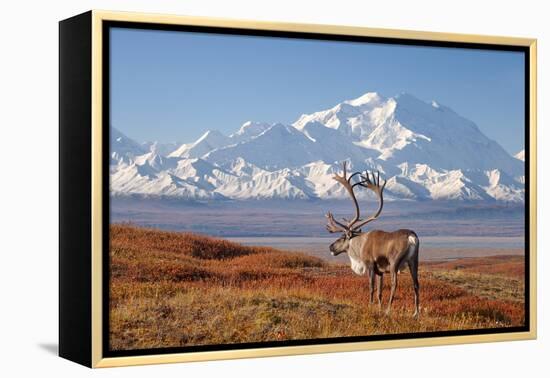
[326,163,420,317]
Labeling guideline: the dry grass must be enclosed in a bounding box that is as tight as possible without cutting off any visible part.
[424,257,525,303]
[109,224,525,351]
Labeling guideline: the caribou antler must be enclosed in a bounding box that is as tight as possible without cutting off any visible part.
[325,162,386,233]
[331,162,361,228]
[352,170,386,230]
[325,211,348,233]
[325,162,369,232]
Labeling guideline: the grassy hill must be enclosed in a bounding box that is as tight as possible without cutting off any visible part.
[109,224,525,351]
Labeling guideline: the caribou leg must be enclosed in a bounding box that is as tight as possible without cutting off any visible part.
[368,265,375,304]
[376,273,383,310]
[386,266,398,315]
[408,257,420,318]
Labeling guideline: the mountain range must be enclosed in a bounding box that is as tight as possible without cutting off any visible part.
[110,92,525,202]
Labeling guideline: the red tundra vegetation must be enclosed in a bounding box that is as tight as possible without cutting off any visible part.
[109,224,525,351]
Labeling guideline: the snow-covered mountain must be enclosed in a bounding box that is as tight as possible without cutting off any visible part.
[230,121,272,143]
[142,141,181,156]
[110,91,525,202]
[294,92,522,177]
[111,127,147,165]
[514,149,525,162]
[168,130,231,159]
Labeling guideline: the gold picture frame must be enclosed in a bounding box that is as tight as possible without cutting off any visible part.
[59,9,537,368]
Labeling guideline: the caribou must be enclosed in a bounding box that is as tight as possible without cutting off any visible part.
[326,162,420,317]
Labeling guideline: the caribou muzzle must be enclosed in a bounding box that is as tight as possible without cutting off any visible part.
[329,243,339,256]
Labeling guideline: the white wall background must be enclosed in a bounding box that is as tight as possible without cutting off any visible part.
[1,0,547,376]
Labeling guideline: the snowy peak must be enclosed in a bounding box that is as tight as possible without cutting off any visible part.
[111,127,147,164]
[293,91,387,132]
[204,123,320,170]
[514,149,525,162]
[196,130,228,145]
[134,151,174,171]
[230,121,272,142]
[142,141,181,156]
[292,91,522,178]
[168,130,230,159]
[344,91,384,107]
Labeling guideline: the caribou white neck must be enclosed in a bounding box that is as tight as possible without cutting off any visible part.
[347,233,368,275]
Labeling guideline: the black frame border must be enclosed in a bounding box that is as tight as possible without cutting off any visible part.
[59,11,94,367]
[101,20,531,359]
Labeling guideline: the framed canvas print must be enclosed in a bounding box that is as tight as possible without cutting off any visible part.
[59,10,537,368]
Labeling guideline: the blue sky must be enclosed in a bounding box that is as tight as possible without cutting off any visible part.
[110,27,525,154]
